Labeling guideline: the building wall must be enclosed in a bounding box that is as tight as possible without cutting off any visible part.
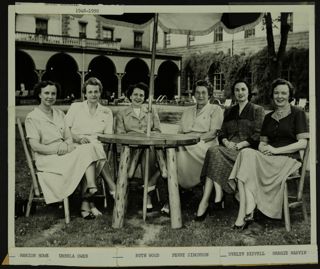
[160,31,309,58]
[16,14,61,35]
[156,11,310,49]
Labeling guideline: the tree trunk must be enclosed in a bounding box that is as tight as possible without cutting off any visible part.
[265,12,291,83]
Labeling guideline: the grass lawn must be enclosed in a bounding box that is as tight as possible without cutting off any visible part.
[14,125,311,248]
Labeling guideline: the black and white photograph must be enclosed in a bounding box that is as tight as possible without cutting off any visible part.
[7,2,317,267]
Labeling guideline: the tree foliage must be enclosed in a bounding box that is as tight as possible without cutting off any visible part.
[183,47,309,104]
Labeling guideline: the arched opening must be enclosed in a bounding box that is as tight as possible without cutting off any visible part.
[15,50,38,97]
[122,58,149,96]
[42,53,80,99]
[155,61,179,99]
[86,56,117,99]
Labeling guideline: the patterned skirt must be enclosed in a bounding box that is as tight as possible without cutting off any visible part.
[200,145,240,193]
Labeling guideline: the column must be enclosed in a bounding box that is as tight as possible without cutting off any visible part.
[116,73,125,98]
[35,70,45,82]
[177,72,181,98]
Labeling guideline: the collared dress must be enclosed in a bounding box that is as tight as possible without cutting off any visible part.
[176,103,224,189]
[228,105,309,219]
[65,100,114,177]
[115,105,161,176]
[200,102,265,193]
[115,105,161,134]
[25,107,106,204]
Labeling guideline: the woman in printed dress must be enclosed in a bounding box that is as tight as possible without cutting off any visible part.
[116,82,161,211]
[195,80,265,221]
[65,77,116,217]
[25,81,105,219]
[176,80,224,189]
[229,78,309,229]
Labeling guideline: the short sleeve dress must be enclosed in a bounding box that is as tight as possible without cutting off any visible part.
[65,100,114,176]
[25,107,106,204]
[228,105,309,219]
[176,103,224,189]
[200,102,265,193]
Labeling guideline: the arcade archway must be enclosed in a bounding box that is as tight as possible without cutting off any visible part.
[85,56,117,99]
[43,53,80,98]
[122,58,149,96]
[155,61,179,99]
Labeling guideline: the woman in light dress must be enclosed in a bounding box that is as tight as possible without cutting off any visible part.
[195,80,265,221]
[177,80,224,190]
[116,82,161,211]
[25,81,105,219]
[229,78,309,229]
[65,77,116,217]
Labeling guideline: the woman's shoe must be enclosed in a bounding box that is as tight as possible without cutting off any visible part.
[81,200,96,220]
[160,203,170,217]
[81,210,96,220]
[90,207,102,217]
[232,219,252,230]
[213,196,225,211]
[194,207,209,222]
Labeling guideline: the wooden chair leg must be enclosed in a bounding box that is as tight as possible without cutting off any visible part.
[63,198,70,224]
[25,184,34,217]
[128,148,143,178]
[101,178,108,209]
[283,182,291,232]
[155,149,167,178]
[301,198,308,221]
[141,149,149,221]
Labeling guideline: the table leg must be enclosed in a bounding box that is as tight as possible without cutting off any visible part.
[166,148,182,229]
[112,145,130,229]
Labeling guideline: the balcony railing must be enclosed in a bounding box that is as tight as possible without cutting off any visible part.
[15,32,121,50]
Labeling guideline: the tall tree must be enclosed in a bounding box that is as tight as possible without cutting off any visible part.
[265,12,291,81]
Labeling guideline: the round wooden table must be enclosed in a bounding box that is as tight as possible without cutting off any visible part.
[98,133,200,229]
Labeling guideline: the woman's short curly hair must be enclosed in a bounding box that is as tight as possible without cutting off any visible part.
[271,78,295,102]
[126,82,149,99]
[193,80,213,95]
[82,77,103,94]
[33,80,61,103]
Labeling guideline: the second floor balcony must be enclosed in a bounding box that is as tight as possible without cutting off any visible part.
[16,31,122,50]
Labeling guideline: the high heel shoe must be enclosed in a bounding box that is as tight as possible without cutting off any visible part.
[232,218,254,230]
[194,207,209,222]
[213,196,225,211]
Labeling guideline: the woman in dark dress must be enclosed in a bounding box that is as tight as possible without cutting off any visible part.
[195,80,265,221]
[229,78,309,229]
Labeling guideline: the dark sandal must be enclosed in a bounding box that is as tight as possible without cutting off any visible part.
[81,210,95,220]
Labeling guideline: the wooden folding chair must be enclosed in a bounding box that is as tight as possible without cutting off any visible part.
[283,140,310,232]
[17,117,71,223]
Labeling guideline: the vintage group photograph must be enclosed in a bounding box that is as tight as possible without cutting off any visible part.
[8,2,317,266]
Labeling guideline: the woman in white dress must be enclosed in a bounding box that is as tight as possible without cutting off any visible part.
[65,77,116,217]
[25,81,105,219]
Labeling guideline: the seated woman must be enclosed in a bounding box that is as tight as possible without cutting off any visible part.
[195,80,265,221]
[25,81,106,220]
[116,82,161,211]
[65,77,116,217]
[229,78,308,229]
[177,80,223,189]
